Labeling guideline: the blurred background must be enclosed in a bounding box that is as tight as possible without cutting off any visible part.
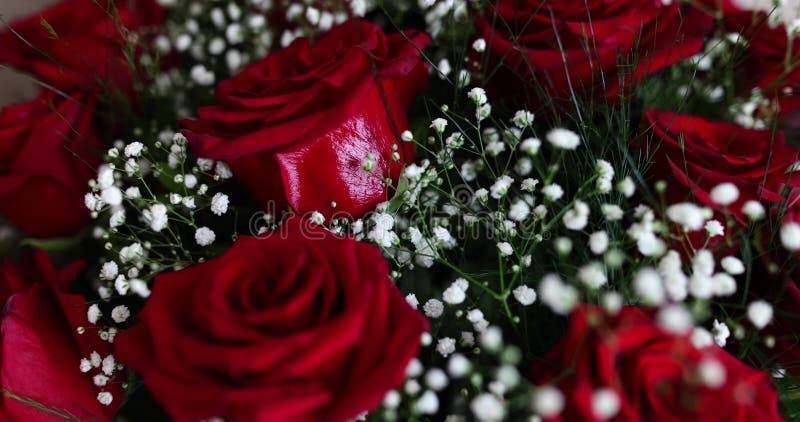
[0,0,54,107]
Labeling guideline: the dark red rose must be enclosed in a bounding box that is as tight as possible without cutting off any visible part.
[0,0,165,93]
[766,282,800,373]
[530,305,783,421]
[1,251,121,421]
[699,0,799,93]
[116,216,429,422]
[698,2,800,134]
[637,109,800,225]
[0,0,165,238]
[0,90,103,238]
[182,19,429,219]
[473,0,711,104]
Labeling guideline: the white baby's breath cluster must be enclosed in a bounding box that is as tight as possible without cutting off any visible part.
[375,326,523,421]
[329,78,789,417]
[84,130,240,402]
[86,131,235,303]
[151,0,372,115]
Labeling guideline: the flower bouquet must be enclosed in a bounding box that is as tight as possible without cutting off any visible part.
[1,0,800,420]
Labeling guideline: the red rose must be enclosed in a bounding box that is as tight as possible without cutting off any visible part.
[699,0,799,92]
[530,305,783,421]
[0,0,165,238]
[1,251,121,421]
[767,282,800,373]
[638,109,800,225]
[116,216,428,422]
[0,0,165,93]
[0,90,103,238]
[182,20,429,219]
[473,0,711,104]
[698,2,800,133]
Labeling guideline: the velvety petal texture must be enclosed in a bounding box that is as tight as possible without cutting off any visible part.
[115,216,429,422]
[530,305,784,421]
[474,0,712,103]
[0,90,102,238]
[638,109,800,224]
[0,251,119,421]
[0,0,165,92]
[0,0,164,238]
[182,19,430,219]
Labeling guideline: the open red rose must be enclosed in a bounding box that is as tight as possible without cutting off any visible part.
[638,109,800,225]
[0,0,165,238]
[697,1,800,134]
[473,0,711,105]
[0,0,165,93]
[531,305,783,421]
[182,19,429,219]
[0,90,103,238]
[1,251,121,421]
[116,216,429,422]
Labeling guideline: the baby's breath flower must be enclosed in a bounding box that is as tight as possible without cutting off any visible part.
[546,128,580,150]
[591,388,621,420]
[490,175,514,199]
[310,211,325,225]
[666,202,705,231]
[115,275,129,295]
[712,319,730,347]
[512,285,537,305]
[472,38,486,52]
[87,304,102,324]
[742,200,765,220]
[512,110,535,128]
[468,87,487,105]
[747,300,773,329]
[195,227,216,246]
[720,256,745,275]
[780,221,800,251]
[563,200,589,231]
[533,386,565,418]
[497,242,514,257]
[125,186,141,199]
[539,274,578,315]
[144,203,169,232]
[442,280,467,305]
[577,261,607,288]
[617,177,635,198]
[430,118,448,133]
[99,261,119,281]
[541,184,564,201]
[520,137,541,156]
[710,182,739,206]
[124,142,144,157]
[111,305,131,323]
[424,299,444,318]
[485,139,505,156]
[470,393,505,422]
[656,304,693,334]
[109,209,126,228]
[97,392,113,406]
[436,337,456,357]
[704,219,724,237]
[600,204,624,221]
[215,161,233,179]
[210,192,229,215]
[588,231,609,255]
[476,103,492,121]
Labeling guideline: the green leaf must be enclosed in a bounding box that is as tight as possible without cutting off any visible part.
[21,229,86,252]
[386,174,410,214]
[39,17,58,40]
